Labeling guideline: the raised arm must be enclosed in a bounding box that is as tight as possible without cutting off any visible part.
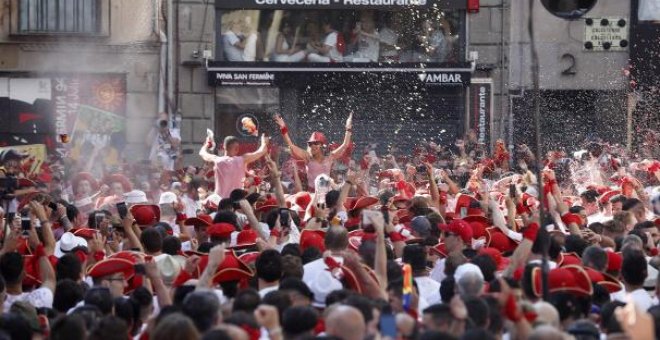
[330,112,353,159]
[199,136,221,163]
[243,134,271,165]
[30,202,55,256]
[274,115,309,161]
[425,163,440,212]
[265,156,287,208]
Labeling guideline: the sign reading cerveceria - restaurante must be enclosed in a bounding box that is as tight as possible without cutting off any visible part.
[216,0,466,9]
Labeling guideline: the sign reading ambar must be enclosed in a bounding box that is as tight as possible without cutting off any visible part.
[418,72,469,85]
[218,0,465,9]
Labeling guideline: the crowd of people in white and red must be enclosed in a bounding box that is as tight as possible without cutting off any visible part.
[0,112,659,340]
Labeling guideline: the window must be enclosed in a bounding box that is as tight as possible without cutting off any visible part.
[217,9,466,64]
[18,0,101,34]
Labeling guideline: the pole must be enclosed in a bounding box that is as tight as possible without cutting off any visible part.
[527,0,549,301]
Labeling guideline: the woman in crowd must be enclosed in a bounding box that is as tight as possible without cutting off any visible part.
[274,112,353,191]
[272,20,306,62]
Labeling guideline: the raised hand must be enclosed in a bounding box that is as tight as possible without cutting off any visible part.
[28,201,47,223]
[207,243,226,268]
[345,112,353,130]
[274,115,286,128]
[261,133,270,146]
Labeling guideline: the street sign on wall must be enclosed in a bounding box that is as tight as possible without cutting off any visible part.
[584,17,629,51]
[469,78,493,151]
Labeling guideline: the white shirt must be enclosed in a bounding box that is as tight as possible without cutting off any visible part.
[303,257,344,308]
[4,287,54,311]
[415,276,441,308]
[223,31,244,61]
[628,288,654,312]
[430,258,446,283]
[323,31,343,62]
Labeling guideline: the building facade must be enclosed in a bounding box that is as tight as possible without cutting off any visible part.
[177,0,507,164]
[0,0,164,171]
[507,0,633,152]
[1,0,651,169]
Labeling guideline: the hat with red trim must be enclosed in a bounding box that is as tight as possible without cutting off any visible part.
[87,257,135,280]
[557,252,581,267]
[599,190,622,205]
[184,214,213,228]
[440,219,473,244]
[238,252,260,267]
[211,251,255,284]
[430,243,448,258]
[300,229,326,252]
[256,195,278,213]
[72,228,98,240]
[479,247,510,272]
[207,223,236,239]
[484,228,518,253]
[232,228,258,249]
[531,265,593,298]
[581,266,622,293]
[130,204,160,226]
[344,196,379,212]
[108,251,145,294]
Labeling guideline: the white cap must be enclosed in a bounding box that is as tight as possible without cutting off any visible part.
[454,263,484,282]
[124,190,148,204]
[159,192,178,205]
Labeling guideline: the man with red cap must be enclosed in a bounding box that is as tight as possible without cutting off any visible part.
[430,219,473,283]
[274,113,353,191]
[199,133,270,199]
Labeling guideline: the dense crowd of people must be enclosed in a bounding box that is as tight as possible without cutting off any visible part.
[0,113,658,340]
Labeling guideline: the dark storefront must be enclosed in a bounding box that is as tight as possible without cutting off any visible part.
[209,0,475,153]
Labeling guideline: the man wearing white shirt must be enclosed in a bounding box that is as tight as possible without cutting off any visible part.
[223,20,245,61]
[256,250,282,298]
[403,244,441,311]
[303,226,348,308]
[621,248,654,311]
[1,251,56,312]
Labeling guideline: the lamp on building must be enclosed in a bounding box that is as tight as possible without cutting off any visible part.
[467,0,479,13]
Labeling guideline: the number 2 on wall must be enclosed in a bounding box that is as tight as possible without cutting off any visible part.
[561,53,577,75]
